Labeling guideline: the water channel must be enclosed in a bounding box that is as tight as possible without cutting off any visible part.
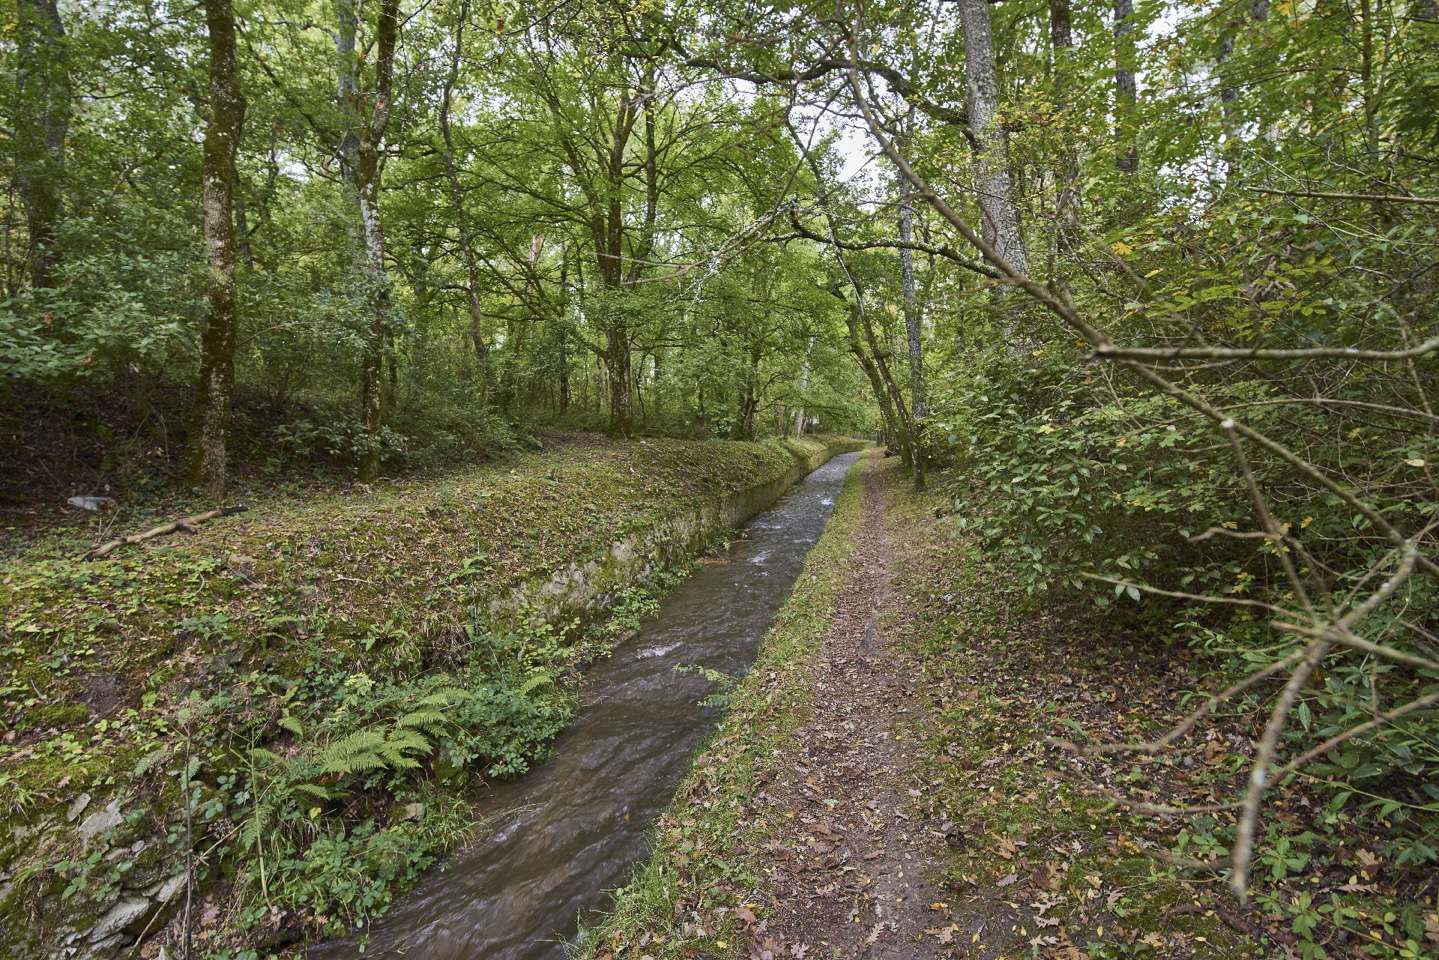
[309,451,860,960]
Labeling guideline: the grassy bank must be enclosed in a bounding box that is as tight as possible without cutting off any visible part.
[898,481,1438,959]
[0,434,854,958]
[588,450,872,960]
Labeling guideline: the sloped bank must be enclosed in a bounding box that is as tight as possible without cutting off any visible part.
[0,435,861,960]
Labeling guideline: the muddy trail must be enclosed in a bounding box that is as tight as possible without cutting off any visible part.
[750,454,955,959]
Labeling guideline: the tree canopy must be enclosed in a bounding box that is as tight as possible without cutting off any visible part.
[3,0,1438,953]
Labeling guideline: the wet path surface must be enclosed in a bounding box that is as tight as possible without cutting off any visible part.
[310,451,861,960]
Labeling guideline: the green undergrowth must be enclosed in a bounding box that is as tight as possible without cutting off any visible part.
[584,451,871,960]
[0,434,853,956]
[895,471,1439,960]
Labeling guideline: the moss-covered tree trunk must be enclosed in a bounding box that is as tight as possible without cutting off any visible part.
[957,0,1029,275]
[185,0,247,497]
[334,0,399,483]
[14,0,71,290]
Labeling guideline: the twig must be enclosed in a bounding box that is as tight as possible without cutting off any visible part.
[1271,691,1439,782]
[1225,424,1316,621]
[1054,649,1307,757]
[83,506,249,561]
[1231,637,1330,898]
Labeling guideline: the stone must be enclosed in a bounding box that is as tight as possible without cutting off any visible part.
[89,897,149,941]
[78,932,129,960]
[67,793,92,822]
[152,871,187,905]
[67,496,116,512]
[389,802,424,823]
[79,800,122,843]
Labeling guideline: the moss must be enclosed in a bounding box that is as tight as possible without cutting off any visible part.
[0,434,858,957]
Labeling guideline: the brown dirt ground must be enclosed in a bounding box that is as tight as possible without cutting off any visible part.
[750,453,976,959]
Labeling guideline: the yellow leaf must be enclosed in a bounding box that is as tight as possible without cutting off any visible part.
[1405,458,1426,467]
[1112,241,1134,256]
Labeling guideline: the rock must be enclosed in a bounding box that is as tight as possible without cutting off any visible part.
[152,871,187,905]
[67,496,116,512]
[78,932,130,959]
[89,896,149,941]
[389,802,425,823]
[79,800,122,843]
[67,793,92,822]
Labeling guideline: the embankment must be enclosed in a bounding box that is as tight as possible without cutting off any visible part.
[0,434,861,959]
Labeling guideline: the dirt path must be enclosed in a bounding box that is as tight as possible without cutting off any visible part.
[756,453,954,959]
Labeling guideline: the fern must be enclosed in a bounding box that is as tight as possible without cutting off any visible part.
[320,727,435,777]
[320,730,389,776]
[395,707,448,732]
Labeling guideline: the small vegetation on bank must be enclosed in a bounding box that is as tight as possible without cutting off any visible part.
[0,435,842,956]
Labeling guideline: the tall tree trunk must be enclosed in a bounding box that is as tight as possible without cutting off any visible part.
[957,0,1029,275]
[335,0,399,483]
[605,325,633,437]
[1114,0,1139,173]
[14,0,71,290]
[186,0,247,497]
[1049,0,1079,215]
[439,0,491,366]
[897,190,927,490]
[843,304,906,458]
[234,183,256,272]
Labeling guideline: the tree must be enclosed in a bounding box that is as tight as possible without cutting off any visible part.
[186,0,247,497]
[335,0,401,482]
[955,0,1028,275]
[14,0,71,289]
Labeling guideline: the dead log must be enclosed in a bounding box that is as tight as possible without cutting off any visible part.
[82,505,248,561]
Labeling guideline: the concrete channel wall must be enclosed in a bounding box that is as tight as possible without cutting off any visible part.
[488,438,865,633]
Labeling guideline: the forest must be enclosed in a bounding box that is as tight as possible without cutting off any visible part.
[2,0,1438,956]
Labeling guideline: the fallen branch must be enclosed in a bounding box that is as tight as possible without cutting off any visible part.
[83,506,249,561]
[1093,335,1439,362]
[1244,186,1439,206]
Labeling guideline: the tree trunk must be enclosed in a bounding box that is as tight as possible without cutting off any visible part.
[14,0,71,290]
[439,0,491,367]
[957,0,1029,275]
[1049,0,1080,215]
[185,0,247,498]
[844,304,906,459]
[605,324,633,437]
[335,0,399,483]
[897,189,927,490]
[1114,0,1139,173]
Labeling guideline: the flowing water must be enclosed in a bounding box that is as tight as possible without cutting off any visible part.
[310,451,861,960]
